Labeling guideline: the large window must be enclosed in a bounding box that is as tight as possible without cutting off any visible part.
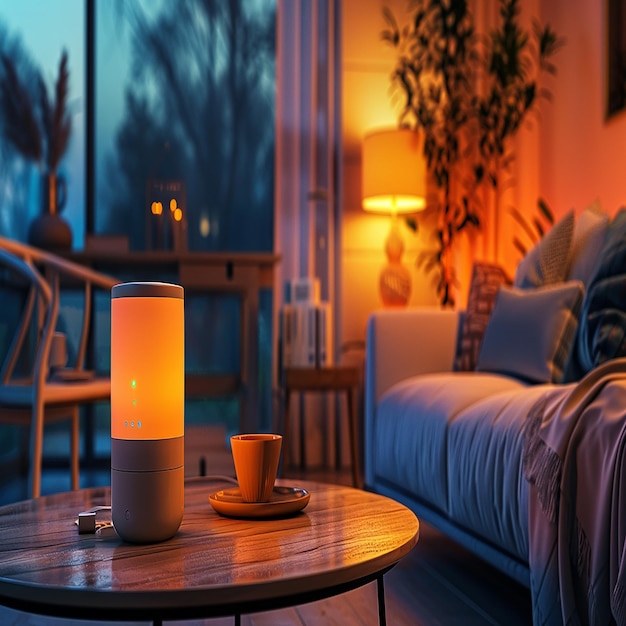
[91,0,277,437]
[0,1,277,465]
[95,1,275,253]
[0,1,275,251]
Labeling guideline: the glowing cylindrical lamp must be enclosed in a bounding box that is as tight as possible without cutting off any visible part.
[111,282,184,543]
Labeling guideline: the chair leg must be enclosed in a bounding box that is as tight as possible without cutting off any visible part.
[29,401,45,499]
[71,406,80,491]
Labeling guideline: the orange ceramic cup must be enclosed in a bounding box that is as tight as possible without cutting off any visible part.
[230,434,283,502]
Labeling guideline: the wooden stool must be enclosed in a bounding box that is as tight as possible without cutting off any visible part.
[282,365,361,488]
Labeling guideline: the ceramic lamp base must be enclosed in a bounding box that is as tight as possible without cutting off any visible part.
[379,263,411,307]
[378,216,411,307]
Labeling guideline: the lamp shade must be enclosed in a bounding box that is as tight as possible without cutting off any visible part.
[111,281,184,543]
[362,128,427,214]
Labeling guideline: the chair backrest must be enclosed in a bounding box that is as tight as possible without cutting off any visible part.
[0,249,53,386]
[0,236,118,386]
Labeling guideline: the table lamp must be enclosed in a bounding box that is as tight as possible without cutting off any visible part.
[111,282,185,543]
[362,128,427,307]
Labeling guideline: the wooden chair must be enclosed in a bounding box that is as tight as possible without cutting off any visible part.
[0,236,117,498]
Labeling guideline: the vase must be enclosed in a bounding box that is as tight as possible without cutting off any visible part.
[27,172,73,251]
[378,218,411,307]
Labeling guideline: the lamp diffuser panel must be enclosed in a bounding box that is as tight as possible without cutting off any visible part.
[111,282,184,441]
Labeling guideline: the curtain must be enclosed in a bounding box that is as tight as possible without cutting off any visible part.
[274,0,339,320]
[274,0,342,464]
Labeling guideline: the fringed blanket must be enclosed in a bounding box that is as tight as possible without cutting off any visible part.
[523,357,626,625]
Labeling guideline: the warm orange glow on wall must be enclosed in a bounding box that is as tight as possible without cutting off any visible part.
[111,283,184,440]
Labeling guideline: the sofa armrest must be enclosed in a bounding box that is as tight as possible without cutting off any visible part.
[365,308,460,403]
[364,308,460,486]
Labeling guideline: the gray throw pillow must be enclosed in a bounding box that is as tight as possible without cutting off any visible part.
[514,210,575,288]
[476,281,585,384]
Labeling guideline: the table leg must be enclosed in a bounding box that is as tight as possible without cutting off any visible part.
[347,386,360,488]
[377,575,387,626]
[70,406,80,490]
[282,389,291,475]
[335,392,342,471]
[299,394,306,469]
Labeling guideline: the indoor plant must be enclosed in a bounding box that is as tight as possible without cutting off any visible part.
[382,0,563,306]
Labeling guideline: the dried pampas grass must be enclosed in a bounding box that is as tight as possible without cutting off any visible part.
[0,54,42,163]
[0,50,72,172]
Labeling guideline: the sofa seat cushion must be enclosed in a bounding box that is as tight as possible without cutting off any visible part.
[447,382,570,563]
[374,372,527,516]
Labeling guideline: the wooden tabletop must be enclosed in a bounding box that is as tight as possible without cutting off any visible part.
[0,478,419,622]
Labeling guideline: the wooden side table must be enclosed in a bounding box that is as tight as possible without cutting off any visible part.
[282,365,361,488]
[0,479,418,625]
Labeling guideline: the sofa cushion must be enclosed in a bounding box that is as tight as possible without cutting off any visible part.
[514,210,575,288]
[374,372,527,516]
[565,208,626,380]
[567,202,609,287]
[476,281,585,384]
[454,262,511,372]
[447,382,571,562]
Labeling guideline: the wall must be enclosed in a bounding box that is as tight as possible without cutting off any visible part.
[541,0,626,220]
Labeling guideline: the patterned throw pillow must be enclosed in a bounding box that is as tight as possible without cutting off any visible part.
[567,202,609,287]
[514,210,575,288]
[454,262,511,371]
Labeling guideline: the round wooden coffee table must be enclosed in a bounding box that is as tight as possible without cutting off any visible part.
[0,478,418,625]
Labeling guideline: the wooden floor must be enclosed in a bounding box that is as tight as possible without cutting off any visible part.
[0,426,533,625]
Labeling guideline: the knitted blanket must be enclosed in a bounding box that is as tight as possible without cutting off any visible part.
[523,358,626,625]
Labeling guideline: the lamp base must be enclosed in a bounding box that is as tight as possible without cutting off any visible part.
[379,218,411,307]
[111,437,184,543]
[379,263,411,307]
[112,467,184,543]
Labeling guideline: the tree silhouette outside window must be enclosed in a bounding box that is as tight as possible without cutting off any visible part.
[96,0,276,252]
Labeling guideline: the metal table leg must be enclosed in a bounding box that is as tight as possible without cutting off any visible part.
[377,574,387,625]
